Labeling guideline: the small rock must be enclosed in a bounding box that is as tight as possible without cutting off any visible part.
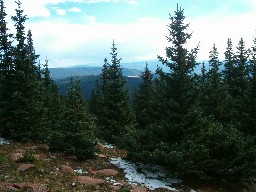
[15,149,25,153]
[94,169,118,176]
[97,143,105,150]
[60,164,75,174]
[65,155,77,161]
[13,183,37,192]
[77,176,105,185]
[132,186,148,192]
[96,153,107,158]
[111,185,122,191]
[18,164,35,171]
[10,153,23,161]
[118,180,129,186]
[25,146,38,150]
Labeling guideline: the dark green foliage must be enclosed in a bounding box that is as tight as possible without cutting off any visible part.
[223,38,236,95]
[39,59,63,140]
[156,5,199,143]
[0,1,43,141]
[123,5,256,183]
[92,41,132,143]
[48,78,97,160]
[133,63,155,129]
[174,117,256,181]
[0,0,14,136]
[57,75,142,100]
[48,131,97,160]
[234,38,249,97]
[63,132,97,160]
[240,37,256,135]
[199,45,232,123]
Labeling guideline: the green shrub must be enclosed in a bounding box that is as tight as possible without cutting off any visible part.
[63,132,97,160]
[48,131,97,160]
[48,131,66,153]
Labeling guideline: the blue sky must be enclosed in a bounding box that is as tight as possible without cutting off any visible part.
[4,0,256,67]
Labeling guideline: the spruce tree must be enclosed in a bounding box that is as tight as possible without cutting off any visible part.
[96,41,132,143]
[90,79,102,118]
[200,44,231,123]
[242,37,256,134]
[133,63,155,129]
[234,38,249,97]
[0,1,42,140]
[40,59,63,139]
[0,0,14,136]
[223,38,236,96]
[156,4,199,143]
[49,77,97,160]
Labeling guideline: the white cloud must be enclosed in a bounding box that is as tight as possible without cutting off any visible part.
[188,12,256,61]
[240,0,256,10]
[83,16,97,25]
[4,0,256,68]
[24,9,256,68]
[4,0,85,18]
[137,17,161,23]
[69,7,82,12]
[56,9,67,15]
[125,0,139,5]
[85,0,119,4]
[25,18,167,67]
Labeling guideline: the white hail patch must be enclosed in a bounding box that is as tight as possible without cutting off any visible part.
[110,157,182,191]
[0,137,10,145]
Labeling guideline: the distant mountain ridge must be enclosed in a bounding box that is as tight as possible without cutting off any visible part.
[56,75,143,100]
[49,66,142,80]
[49,60,210,80]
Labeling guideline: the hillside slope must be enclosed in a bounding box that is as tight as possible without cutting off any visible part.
[56,75,142,100]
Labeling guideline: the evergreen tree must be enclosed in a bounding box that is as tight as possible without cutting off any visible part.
[0,0,14,135]
[125,5,200,164]
[156,4,199,143]
[200,44,231,122]
[0,1,42,140]
[230,38,250,132]
[201,61,207,83]
[241,37,256,135]
[40,59,63,139]
[96,41,132,143]
[0,0,13,72]
[234,38,249,97]
[133,63,155,129]
[49,77,97,160]
[89,79,102,118]
[223,38,236,95]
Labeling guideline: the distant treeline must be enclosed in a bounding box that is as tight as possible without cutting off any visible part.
[56,75,142,100]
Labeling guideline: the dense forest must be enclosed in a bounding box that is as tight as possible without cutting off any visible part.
[0,0,256,185]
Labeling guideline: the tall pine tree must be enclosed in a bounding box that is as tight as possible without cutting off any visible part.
[0,0,14,136]
[156,4,199,143]
[133,63,155,129]
[96,41,132,143]
[0,1,42,140]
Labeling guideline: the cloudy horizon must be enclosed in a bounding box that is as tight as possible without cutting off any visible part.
[3,0,256,68]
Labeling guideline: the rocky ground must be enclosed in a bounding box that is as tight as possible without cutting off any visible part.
[0,140,255,192]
